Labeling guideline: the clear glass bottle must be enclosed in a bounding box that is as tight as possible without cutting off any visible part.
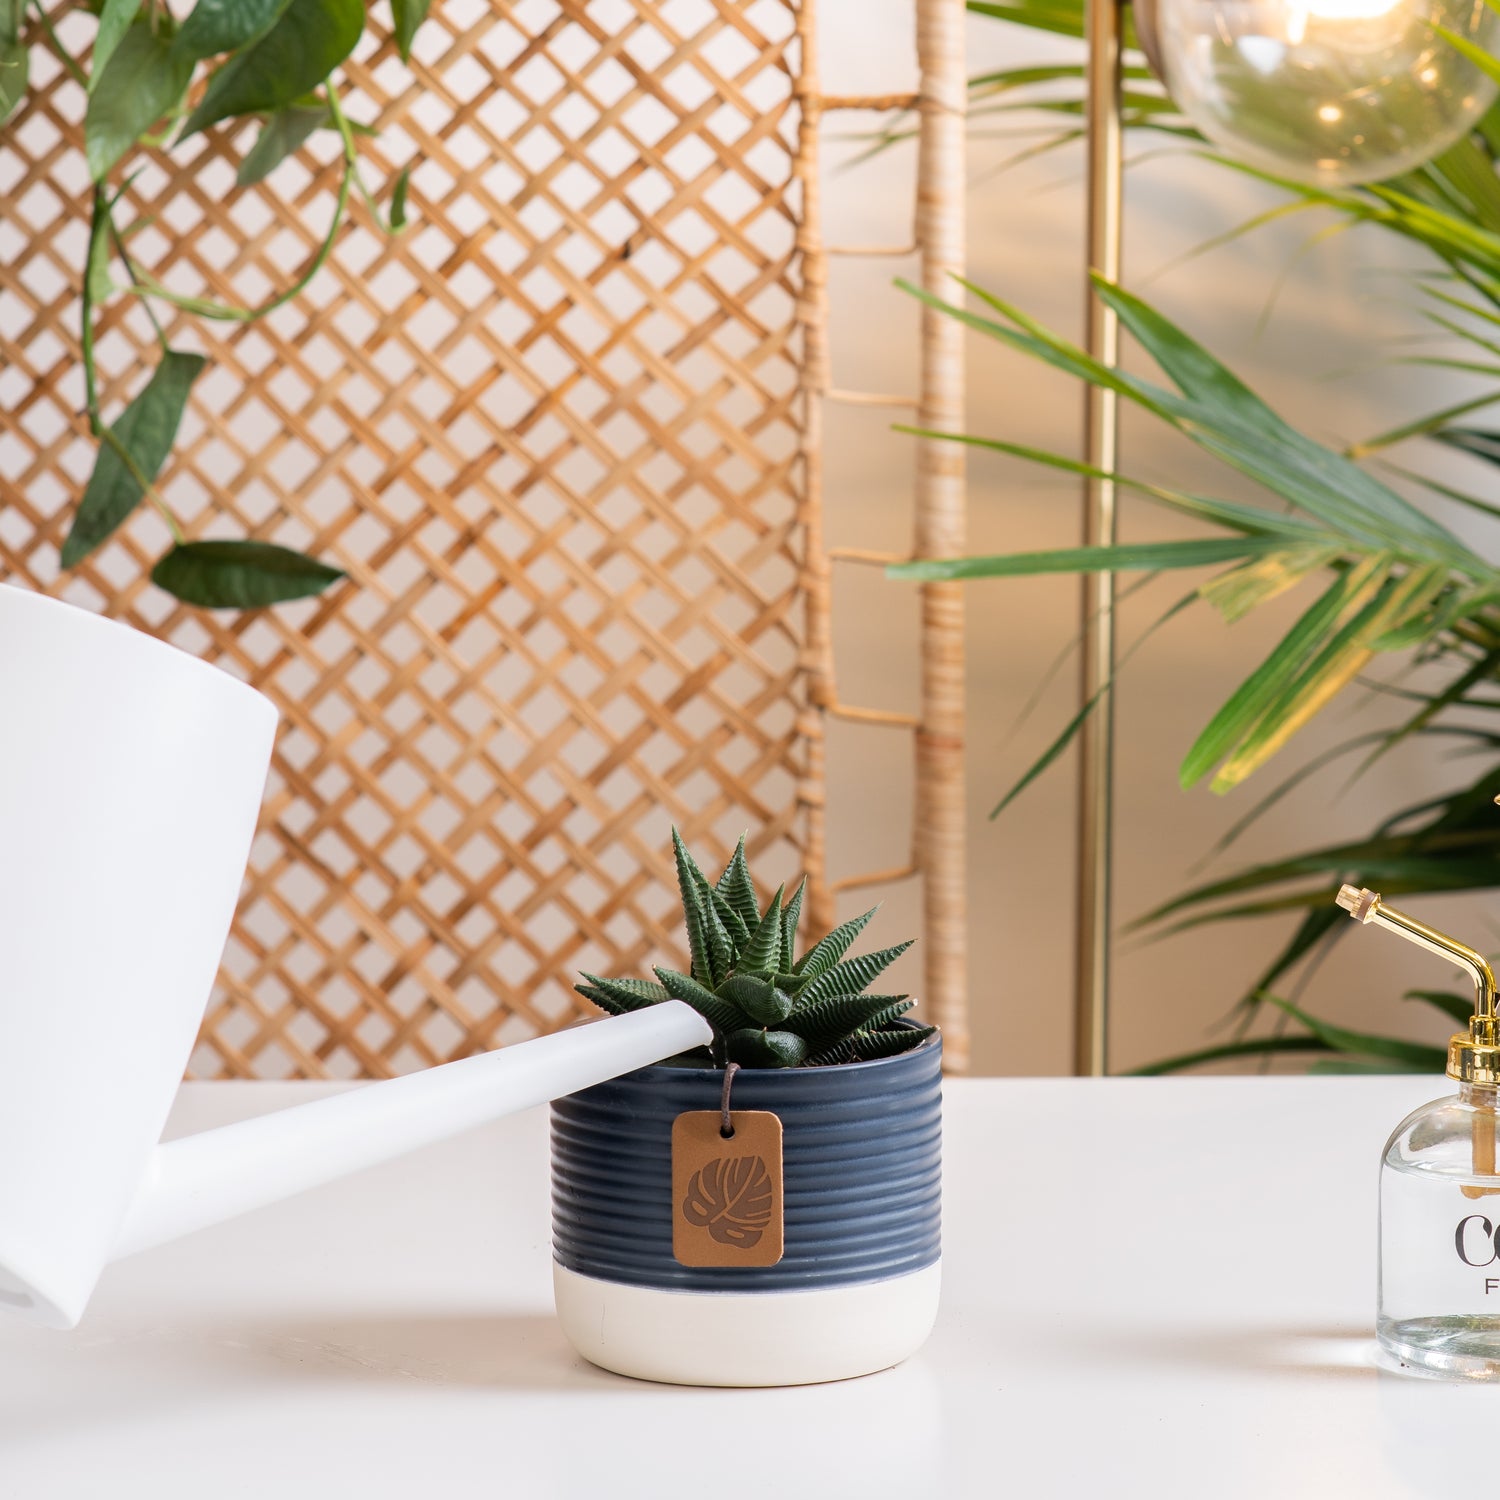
[1337,885,1500,1378]
[1380,1084,1500,1378]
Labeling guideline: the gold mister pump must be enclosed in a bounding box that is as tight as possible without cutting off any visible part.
[1335,885,1500,1089]
[1338,884,1500,1378]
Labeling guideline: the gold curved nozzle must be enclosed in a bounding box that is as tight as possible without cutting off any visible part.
[1334,886,1499,1084]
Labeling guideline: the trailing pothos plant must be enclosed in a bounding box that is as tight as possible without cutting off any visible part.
[0,0,431,608]
[576,830,933,1069]
[881,1,1500,1074]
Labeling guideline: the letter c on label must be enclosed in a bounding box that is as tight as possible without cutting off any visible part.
[1456,1214,1498,1267]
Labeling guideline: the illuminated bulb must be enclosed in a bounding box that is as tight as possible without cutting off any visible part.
[1135,0,1500,185]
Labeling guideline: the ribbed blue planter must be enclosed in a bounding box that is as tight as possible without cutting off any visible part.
[550,1027,942,1386]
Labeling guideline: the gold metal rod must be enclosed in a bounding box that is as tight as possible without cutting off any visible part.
[1073,0,1125,1077]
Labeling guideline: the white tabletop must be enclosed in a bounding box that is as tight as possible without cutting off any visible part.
[0,1076,1484,1498]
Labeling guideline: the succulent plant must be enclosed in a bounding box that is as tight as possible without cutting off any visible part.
[576,829,934,1068]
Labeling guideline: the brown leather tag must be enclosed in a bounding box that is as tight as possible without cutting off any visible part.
[672,1109,784,1267]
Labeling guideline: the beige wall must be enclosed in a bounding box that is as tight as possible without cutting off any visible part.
[818,0,1496,1074]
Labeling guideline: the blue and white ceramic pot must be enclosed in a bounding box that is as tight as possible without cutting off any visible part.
[550,1028,942,1387]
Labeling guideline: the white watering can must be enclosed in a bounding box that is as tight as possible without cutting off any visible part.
[0,585,712,1329]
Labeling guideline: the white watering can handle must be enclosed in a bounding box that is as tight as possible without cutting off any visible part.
[110,1002,712,1261]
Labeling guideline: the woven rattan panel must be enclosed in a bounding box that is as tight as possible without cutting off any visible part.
[0,0,813,1076]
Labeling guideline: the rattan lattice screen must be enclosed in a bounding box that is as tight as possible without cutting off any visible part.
[0,0,818,1077]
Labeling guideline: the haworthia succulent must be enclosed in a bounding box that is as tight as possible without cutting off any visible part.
[572,832,931,1069]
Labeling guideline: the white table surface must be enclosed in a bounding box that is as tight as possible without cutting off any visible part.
[0,1075,1486,1498]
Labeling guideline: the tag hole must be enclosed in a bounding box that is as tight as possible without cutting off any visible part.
[720,1126,735,1139]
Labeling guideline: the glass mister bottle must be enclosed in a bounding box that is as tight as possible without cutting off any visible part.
[1337,884,1500,1378]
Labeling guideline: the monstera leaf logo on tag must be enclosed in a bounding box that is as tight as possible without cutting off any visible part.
[682,1155,773,1248]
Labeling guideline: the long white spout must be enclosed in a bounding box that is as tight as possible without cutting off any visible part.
[110,1002,712,1261]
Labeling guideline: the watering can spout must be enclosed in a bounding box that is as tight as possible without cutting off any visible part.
[0,586,714,1330]
[109,1002,712,1264]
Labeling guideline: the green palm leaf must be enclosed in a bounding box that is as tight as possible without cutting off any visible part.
[1262,993,1450,1070]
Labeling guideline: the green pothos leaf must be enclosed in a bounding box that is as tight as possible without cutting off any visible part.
[84,21,193,180]
[0,35,27,125]
[391,0,431,62]
[89,0,138,89]
[235,100,330,185]
[390,163,411,229]
[150,540,345,608]
[62,350,206,566]
[173,0,293,63]
[181,0,362,136]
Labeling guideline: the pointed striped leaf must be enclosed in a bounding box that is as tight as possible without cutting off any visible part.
[718,975,794,1025]
[724,1029,808,1068]
[574,985,629,1016]
[792,906,879,981]
[671,829,713,984]
[695,871,750,948]
[653,967,746,1037]
[784,994,912,1045]
[738,885,784,975]
[575,974,670,1014]
[780,878,806,973]
[807,1023,934,1067]
[795,942,916,1007]
[690,870,734,985]
[714,836,760,930]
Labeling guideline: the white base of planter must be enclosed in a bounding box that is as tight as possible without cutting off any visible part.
[553,1261,941,1387]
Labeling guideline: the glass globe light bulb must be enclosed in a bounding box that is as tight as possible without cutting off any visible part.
[1134,0,1500,186]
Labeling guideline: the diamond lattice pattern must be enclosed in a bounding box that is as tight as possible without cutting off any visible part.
[0,0,811,1076]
